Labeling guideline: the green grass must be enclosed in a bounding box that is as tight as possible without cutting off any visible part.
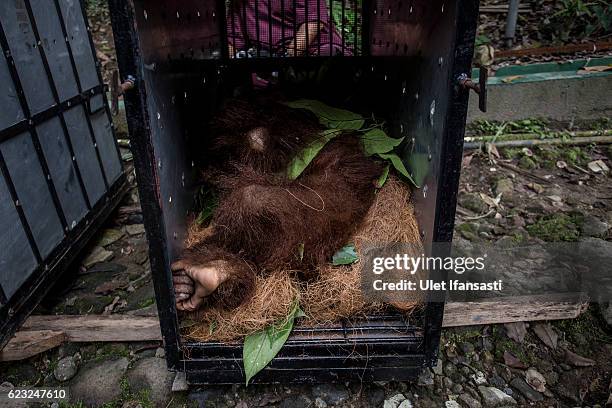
[526,213,583,242]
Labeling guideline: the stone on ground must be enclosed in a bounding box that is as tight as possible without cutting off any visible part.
[384,393,406,408]
[478,386,517,407]
[53,356,78,382]
[510,377,543,401]
[83,246,114,268]
[70,358,128,406]
[127,357,174,406]
[459,393,482,408]
[312,383,349,406]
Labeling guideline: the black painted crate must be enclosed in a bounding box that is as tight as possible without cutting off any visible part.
[0,0,127,348]
[109,0,479,384]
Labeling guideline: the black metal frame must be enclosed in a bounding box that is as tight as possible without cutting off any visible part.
[109,0,480,384]
[0,0,127,348]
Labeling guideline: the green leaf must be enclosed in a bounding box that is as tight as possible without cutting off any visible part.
[243,303,302,385]
[361,128,404,156]
[287,129,342,180]
[285,99,365,130]
[376,164,390,189]
[195,189,218,225]
[378,153,419,187]
[332,244,359,266]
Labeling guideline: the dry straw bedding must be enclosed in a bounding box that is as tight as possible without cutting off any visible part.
[182,175,423,342]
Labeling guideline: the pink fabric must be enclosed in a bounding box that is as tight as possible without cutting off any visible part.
[227,0,349,56]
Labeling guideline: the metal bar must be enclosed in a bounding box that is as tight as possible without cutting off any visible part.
[341,0,345,54]
[281,0,286,55]
[496,40,612,58]
[0,18,68,231]
[255,0,260,57]
[361,0,371,55]
[0,283,6,306]
[268,0,273,56]
[353,0,358,54]
[0,86,105,140]
[329,0,334,56]
[51,0,109,192]
[217,0,229,60]
[0,148,43,264]
[22,0,91,211]
[242,1,249,50]
[230,0,236,58]
[107,0,182,370]
[293,0,298,55]
[75,0,124,166]
[504,0,520,47]
[317,0,321,55]
[424,0,481,367]
[304,0,309,56]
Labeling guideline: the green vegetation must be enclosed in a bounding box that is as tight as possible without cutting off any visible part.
[331,0,362,53]
[490,326,537,366]
[137,297,156,309]
[554,306,612,354]
[548,0,612,41]
[94,343,130,363]
[470,119,550,138]
[526,213,583,242]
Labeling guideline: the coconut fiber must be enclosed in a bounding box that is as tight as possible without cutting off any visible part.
[182,175,423,342]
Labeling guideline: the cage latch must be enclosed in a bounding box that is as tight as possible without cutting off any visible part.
[111,71,136,115]
[458,66,488,113]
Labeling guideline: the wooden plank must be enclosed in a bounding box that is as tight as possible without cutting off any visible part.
[19,315,162,342]
[443,293,588,327]
[0,330,66,362]
[1,293,585,362]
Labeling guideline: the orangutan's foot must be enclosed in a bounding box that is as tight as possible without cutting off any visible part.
[171,259,230,311]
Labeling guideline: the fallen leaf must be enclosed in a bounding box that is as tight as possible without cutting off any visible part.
[522,147,533,157]
[361,128,404,156]
[287,129,342,180]
[486,143,500,159]
[479,192,502,208]
[502,75,523,83]
[527,183,544,194]
[503,351,527,369]
[376,164,390,188]
[587,160,609,174]
[579,65,612,73]
[284,99,365,130]
[532,323,558,349]
[103,296,121,315]
[526,367,546,393]
[332,244,359,266]
[95,279,128,295]
[564,349,595,367]
[504,322,527,343]
[243,303,303,385]
[462,154,474,168]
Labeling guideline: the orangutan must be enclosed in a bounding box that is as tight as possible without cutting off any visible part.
[171,98,383,311]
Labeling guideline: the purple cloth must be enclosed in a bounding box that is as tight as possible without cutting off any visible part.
[227,0,349,56]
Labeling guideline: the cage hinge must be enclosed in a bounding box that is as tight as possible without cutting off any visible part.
[111,71,137,115]
[458,66,488,113]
